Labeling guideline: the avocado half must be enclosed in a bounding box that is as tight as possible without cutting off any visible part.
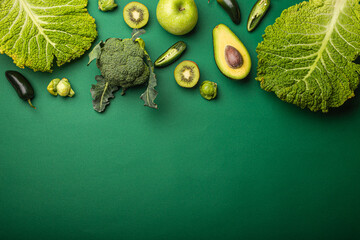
[213,24,251,80]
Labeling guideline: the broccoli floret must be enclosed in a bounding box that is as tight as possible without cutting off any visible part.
[98,38,150,89]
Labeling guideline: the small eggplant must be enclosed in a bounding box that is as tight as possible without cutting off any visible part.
[5,70,36,109]
[209,0,241,25]
[247,0,270,32]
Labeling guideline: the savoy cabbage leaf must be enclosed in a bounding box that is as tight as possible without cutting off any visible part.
[0,0,97,72]
[256,0,360,112]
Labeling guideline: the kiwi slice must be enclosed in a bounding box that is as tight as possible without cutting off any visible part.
[123,2,149,29]
[174,60,200,88]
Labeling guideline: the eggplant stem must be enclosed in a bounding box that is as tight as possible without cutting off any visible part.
[27,99,36,109]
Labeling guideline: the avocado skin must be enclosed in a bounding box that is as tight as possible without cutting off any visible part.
[217,0,241,25]
[212,24,251,80]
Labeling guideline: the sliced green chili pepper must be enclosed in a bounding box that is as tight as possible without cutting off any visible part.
[155,41,187,68]
[247,0,270,32]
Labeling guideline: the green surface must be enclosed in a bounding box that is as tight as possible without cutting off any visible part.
[1,0,360,239]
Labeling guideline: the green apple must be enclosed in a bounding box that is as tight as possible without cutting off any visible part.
[156,0,198,36]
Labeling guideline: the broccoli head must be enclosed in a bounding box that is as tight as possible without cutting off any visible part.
[97,38,150,89]
[88,29,158,113]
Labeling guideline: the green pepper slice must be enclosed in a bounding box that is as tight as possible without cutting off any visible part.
[247,0,270,32]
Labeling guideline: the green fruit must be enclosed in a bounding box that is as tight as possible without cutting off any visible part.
[200,81,217,100]
[156,0,198,36]
[155,41,187,68]
[123,2,149,29]
[174,60,200,88]
[213,24,251,80]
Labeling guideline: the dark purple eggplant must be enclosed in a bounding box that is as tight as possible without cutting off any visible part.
[5,70,36,109]
[209,0,241,25]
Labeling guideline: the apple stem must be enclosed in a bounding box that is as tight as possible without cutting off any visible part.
[179,7,185,11]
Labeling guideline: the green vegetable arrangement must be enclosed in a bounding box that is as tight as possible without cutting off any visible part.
[0,0,97,72]
[256,0,360,112]
[2,0,359,114]
[88,29,158,112]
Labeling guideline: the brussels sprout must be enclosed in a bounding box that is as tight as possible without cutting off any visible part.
[200,81,217,100]
[47,78,75,97]
[47,78,60,96]
[98,0,118,12]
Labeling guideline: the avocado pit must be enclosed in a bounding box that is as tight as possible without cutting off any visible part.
[225,45,243,69]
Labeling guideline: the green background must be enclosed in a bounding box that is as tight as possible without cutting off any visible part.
[1,0,360,239]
